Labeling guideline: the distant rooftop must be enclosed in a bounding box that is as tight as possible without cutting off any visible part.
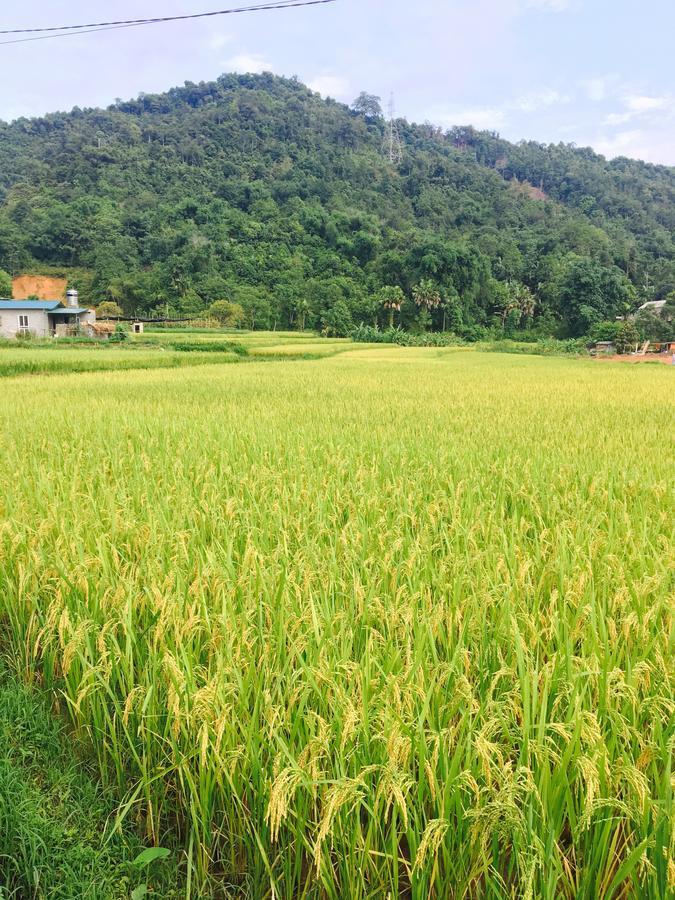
[637,299,667,312]
[0,299,62,311]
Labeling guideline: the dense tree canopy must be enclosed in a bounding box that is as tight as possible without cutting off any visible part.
[0,268,12,298]
[0,73,674,337]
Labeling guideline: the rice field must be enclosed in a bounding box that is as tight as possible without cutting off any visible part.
[0,332,368,378]
[138,329,372,358]
[0,345,242,378]
[0,349,672,898]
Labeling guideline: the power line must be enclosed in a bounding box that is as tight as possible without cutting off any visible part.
[0,0,337,46]
[0,0,332,33]
[0,23,159,47]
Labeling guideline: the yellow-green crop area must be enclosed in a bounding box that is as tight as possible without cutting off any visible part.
[0,345,244,377]
[0,349,673,898]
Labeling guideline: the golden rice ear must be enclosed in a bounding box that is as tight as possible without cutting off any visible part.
[413,818,449,874]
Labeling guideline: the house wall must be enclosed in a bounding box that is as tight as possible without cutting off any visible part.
[0,310,50,339]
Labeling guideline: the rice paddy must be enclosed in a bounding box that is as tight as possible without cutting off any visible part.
[0,331,372,378]
[0,345,242,378]
[0,348,672,898]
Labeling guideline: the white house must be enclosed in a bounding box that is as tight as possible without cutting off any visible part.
[636,299,667,314]
[0,290,95,339]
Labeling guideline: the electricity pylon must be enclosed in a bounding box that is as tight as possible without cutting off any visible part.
[383,93,403,165]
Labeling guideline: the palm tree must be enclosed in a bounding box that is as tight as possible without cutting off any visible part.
[412,280,441,331]
[413,279,442,312]
[294,298,310,331]
[518,284,537,323]
[440,288,461,332]
[378,286,405,329]
[499,282,537,327]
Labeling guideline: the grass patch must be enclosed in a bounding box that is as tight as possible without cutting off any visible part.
[170,340,248,355]
[0,662,183,899]
[477,337,586,356]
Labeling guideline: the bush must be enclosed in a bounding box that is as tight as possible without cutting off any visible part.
[458,324,489,343]
[481,338,585,356]
[615,320,641,354]
[321,300,353,338]
[171,341,248,356]
[96,301,124,319]
[350,325,587,356]
[586,320,623,344]
[207,301,246,328]
[110,324,129,343]
[350,324,462,347]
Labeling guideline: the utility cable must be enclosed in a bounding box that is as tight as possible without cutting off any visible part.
[0,0,337,46]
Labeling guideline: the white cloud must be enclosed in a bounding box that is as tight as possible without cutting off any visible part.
[225,53,273,74]
[515,88,569,112]
[426,86,569,132]
[603,112,633,126]
[581,89,675,164]
[600,93,672,127]
[581,77,610,102]
[429,106,508,131]
[578,125,675,165]
[209,33,232,51]
[520,0,574,10]
[593,130,653,161]
[625,94,669,112]
[308,75,350,100]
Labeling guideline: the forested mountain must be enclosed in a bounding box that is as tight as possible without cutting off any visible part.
[1,72,674,336]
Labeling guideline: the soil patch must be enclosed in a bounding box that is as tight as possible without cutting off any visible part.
[12,275,67,301]
[595,353,674,366]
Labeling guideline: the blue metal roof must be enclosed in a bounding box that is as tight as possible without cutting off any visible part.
[0,299,63,311]
[49,308,89,316]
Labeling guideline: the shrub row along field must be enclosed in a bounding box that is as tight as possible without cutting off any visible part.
[0,350,673,897]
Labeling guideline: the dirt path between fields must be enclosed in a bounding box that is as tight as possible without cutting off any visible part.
[595,354,674,366]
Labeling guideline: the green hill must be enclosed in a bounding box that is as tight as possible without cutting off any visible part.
[1,73,674,337]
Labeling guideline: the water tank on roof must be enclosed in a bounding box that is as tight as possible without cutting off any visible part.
[66,289,79,308]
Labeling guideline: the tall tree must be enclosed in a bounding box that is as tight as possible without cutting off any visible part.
[0,269,12,299]
[351,92,382,119]
[556,258,635,336]
[377,286,405,329]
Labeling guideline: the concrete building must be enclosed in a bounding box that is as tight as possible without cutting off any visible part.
[637,299,667,314]
[0,291,95,339]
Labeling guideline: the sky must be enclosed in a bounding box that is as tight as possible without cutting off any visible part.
[1,0,674,165]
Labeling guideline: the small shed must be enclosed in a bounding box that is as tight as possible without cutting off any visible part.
[649,340,675,354]
[82,321,116,339]
[591,341,616,355]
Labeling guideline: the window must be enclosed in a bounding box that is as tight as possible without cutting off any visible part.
[18,314,29,332]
